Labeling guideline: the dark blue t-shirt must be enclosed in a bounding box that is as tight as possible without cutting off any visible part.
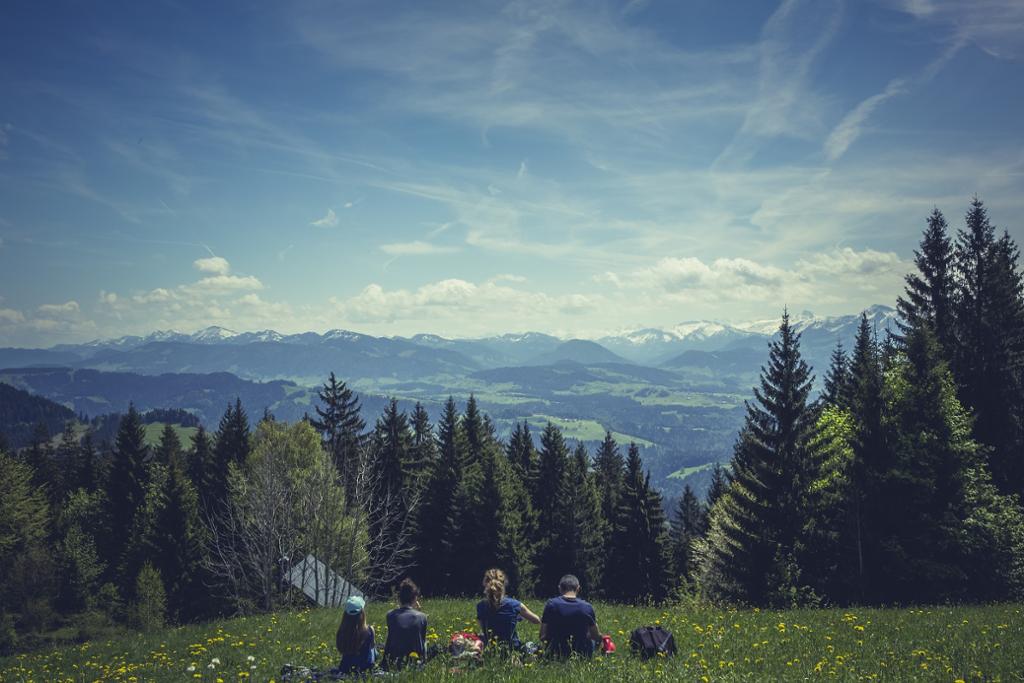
[476,597,523,648]
[541,596,597,657]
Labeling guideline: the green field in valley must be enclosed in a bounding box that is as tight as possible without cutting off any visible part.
[142,422,199,448]
[3,599,1021,681]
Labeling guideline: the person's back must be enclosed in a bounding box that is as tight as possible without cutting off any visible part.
[383,578,428,669]
[541,575,599,658]
[476,568,541,652]
[477,596,523,648]
[336,596,376,674]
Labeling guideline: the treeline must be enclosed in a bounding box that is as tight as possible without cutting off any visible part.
[694,198,1024,606]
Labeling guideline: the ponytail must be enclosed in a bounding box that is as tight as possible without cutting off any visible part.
[482,568,507,611]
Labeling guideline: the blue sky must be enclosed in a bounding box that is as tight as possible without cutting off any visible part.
[1,0,1023,346]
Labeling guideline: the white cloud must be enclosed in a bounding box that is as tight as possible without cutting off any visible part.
[0,308,25,324]
[133,287,175,304]
[193,255,231,275]
[186,275,264,293]
[99,290,118,305]
[796,247,905,277]
[332,277,598,330]
[37,301,80,318]
[311,208,338,228]
[379,241,459,256]
[889,0,1024,58]
[0,123,9,159]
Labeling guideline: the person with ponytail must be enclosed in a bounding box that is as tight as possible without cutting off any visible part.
[475,568,541,651]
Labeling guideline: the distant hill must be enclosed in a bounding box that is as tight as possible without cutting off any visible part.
[526,339,628,366]
[0,381,76,449]
[0,367,303,426]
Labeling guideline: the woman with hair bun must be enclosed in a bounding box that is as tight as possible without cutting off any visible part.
[475,568,541,651]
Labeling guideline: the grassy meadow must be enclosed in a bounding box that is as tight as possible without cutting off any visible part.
[2,599,1021,682]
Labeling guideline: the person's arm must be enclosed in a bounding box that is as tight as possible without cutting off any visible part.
[518,603,541,625]
[587,606,601,642]
[539,601,551,641]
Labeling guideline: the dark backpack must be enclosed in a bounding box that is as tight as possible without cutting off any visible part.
[629,626,677,659]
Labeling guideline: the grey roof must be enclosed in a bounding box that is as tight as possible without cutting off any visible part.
[286,554,364,607]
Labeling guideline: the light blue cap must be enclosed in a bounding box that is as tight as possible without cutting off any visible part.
[344,595,366,615]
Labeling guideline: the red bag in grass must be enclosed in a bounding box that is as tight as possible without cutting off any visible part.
[601,634,616,653]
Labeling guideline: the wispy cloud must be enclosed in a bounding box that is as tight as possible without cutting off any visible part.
[824,79,907,161]
[379,241,459,256]
[310,208,338,228]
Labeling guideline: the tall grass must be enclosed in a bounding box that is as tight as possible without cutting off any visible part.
[2,599,1021,681]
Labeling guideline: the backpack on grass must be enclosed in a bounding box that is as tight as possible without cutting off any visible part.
[629,626,677,659]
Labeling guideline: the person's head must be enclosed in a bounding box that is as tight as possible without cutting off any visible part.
[558,574,581,596]
[483,568,507,611]
[338,596,368,655]
[398,577,420,607]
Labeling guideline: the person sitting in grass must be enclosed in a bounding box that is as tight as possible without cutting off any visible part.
[476,568,541,651]
[336,595,376,674]
[540,574,601,658]
[383,578,430,670]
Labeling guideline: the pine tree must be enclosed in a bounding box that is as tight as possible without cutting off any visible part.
[822,341,851,409]
[593,431,625,529]
[699,312,819,605]
[51,422,81,503]
[705,463,728,509]
[145,449,206,622]
[555,443,605,593]
[896,208,955,353]
[846,311,888,602]
[506,421,539,500]
[476,439,535,594]
[372,398,413,498]
[415,397,462,593]
[670,485,706,585]
[308,373,365,499]
[212,399,250,504]
[78,431,100,493]
[154,423,183,466]
[880,322,975,602]
[533,422,571,593]
[606,444,671,601]
[105,405,150,586]
[408,402,438,494]
[461,395,485,468]
[187,425,216,508]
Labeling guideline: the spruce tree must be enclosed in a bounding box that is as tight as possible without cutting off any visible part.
[461,395,485,467]
[822,341,851,409]
[880,322,975,602]
[896,208,954,353]
[606,444,671,601]
[145,449,205,622]
[212,399,250,505]
[593,431,625,529]
[309,373,365,498]
[555,443,605,593]
[187,425,216,508]
[371,398,413,498]
[705,463,728,509]
[846,311,888,602]
[476,439,535,594]
[670,485,706,585]
[154,423,183,466]
[409,402,438,494]
[506,421,539,500]
[699,312,819,605]
[415,397,462,593]
[533,423,571,592]
[105,405,150,586]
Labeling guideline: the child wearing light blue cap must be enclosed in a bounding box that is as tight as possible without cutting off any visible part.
[336,595,376,674]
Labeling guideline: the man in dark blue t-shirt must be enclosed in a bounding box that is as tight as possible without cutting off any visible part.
[540,574,601,657]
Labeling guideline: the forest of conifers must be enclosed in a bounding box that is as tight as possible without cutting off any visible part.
[1,197,1022,654]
